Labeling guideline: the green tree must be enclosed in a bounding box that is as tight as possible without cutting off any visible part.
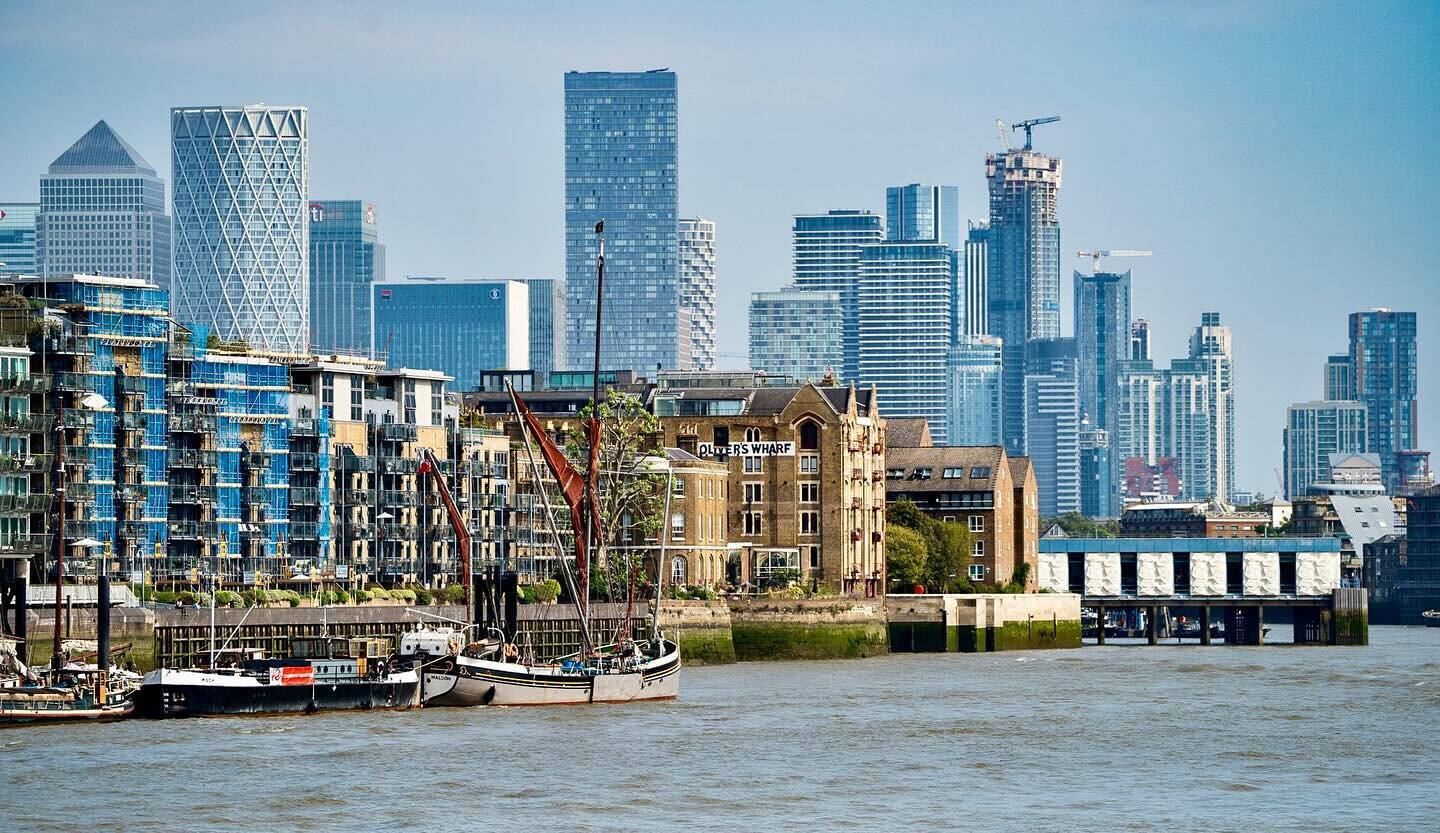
[924,520,974,592]
[886,525,929,591]
[1043,511,1119,538]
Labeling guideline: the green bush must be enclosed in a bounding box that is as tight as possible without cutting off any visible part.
[517,585,535,604]
[153,590,179,605]
[215,590,242,608]
[394,589,416,603]
[439,584,467,604]
[336,590,351,605]
[413,588,434,606]
[531,579,561,604]
[355,589,372,604]
[370,587,392,600]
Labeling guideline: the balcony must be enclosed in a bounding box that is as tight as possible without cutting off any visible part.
[0,493,52,514]
[168,521,217,540]
[291,417,321,436]
[0,374,50,394]
[168,413,213,434]
[339,488,374,505]
[169,449,218,470]
[168,484,212,505]
[380,490,418,508]
[243,452,271,470]
[0,412,54,433]
[290,487,321,506]
[342,523,376,538]
[289,522,322,540]
[377,524,418,541]
[0,534,52,554]
[377,423,417,442]
[338,453,374,473]
[0,452,52,472]
[290,452,319,471]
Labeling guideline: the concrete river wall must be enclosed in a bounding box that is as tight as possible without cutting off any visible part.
[886,593,1084,653]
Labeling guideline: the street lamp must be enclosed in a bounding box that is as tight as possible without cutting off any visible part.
[376,511,394,587]
[50,390,109,673]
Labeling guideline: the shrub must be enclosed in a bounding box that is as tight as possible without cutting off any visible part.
[413,588,434,606]
[394,589,416,603]
[439,584,467,605]
[215,590,242,608]
[531,579,561,604]
[153,590,179,605]
[517,585,534,604]
[369,587,392,601]
[355,589,372,604]
[336,590,351,605]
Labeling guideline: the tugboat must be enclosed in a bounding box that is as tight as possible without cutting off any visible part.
[137,636,419,717]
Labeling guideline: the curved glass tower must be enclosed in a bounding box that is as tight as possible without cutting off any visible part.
[172,105,309,352]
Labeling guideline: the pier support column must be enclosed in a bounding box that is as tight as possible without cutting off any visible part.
[1200,606,1211,646]
[1146,606,1158,645]
[1255,606,1264,646]
[1095,606,1105,645]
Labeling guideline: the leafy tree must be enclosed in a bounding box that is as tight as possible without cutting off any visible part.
[888,498,975,592]
[1044,511,1119,538]
[886,525,928,591]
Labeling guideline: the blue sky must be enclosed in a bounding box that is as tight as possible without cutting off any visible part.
[2,0,1436,494]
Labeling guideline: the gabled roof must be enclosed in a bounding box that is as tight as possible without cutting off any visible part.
[49,120,156,175]
[1007,455,1033,485]
[886,418,932,448]
[884,446,1005,493]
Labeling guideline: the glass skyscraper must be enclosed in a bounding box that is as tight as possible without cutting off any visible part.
[172,105,309,352]
[0,204,38,274]
[373,278,529,390]
[564,70,684,374]
[678,217,716,370]
[1080,421,1113,518]
[962,223,989,338]
[309,200,384,355]
[1348,309,1418,492]
[885,184,960,248]
[1168,312,1235,503]
[986,148,1062,457]
[520,277,565,380]
[36,120,170,288]
[858,242,954,444]
[1283,401,1369,499]
[947,335,1003,446]
[1074,269,1131,512]
[1025,337,1081,516]
[1324,353,1353,401]
[792,210,884,382]
[749,288,844,383]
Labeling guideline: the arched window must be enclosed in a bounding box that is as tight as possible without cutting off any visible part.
[798,419,820,451]
[671,556,688,586]
[744,427,762,443]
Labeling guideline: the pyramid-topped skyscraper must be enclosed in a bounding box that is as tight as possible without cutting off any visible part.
[37,119,171,289]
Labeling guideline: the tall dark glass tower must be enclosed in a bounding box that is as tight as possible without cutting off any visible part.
[563,70,683,372]
[309,200,383,355]
[1349,309,1419,491]
[791,210,884,382]
[986,148,1062,456]
[1075,269,1131,513]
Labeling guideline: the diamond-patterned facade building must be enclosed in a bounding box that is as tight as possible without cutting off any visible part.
[172,106,309,352]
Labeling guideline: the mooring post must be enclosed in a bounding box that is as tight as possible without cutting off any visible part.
[1200,606,1212,646]
[1146,606,1158,645]
[1095,605,1105,645]
[1255,605,1265,646]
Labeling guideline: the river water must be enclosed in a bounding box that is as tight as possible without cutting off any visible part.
[3,626,1437,832]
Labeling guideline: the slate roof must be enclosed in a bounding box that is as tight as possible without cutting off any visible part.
[886,418,932,448]
[884,446,1005,493]
[49,120,156,175]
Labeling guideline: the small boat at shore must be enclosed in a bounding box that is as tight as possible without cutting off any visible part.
[2,640,140,726]
[1422,610,1440,628]
[137,636,419,718]
[402,626,679,707]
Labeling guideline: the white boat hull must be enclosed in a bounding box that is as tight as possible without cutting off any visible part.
[422,641,680,707]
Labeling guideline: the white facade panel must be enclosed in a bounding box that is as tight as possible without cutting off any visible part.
[1038,552,1069,594]
[1296,552,1342,596]
[1084,552,1120,596]
[1190,552,1227,596]
[1242,552,1280,596]
[1137,552,1174,596]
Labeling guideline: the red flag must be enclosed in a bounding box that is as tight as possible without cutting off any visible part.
[509,386,590,605]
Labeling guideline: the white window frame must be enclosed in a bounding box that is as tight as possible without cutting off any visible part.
[799,510,820,536]
[671,513,685,539]
[744,482,763,504]
[799,481,820,503]
[969,564,986,581]
[973,539,985,557]
[799,454,819,474]
[968,514,985,533]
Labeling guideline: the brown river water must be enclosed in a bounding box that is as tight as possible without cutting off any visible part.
[3,625,1437,832]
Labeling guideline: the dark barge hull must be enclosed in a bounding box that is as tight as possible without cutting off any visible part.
[136,680,420,718]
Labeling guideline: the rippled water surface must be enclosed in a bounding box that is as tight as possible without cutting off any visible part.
[4,625,1437,832]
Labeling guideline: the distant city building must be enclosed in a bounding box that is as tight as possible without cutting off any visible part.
[1396,485,1440,623]
[858,241,954,444]
[1080,421,1112,518]
[885,183,960,248]
[1130,319,1151,361]
[172,105,309,351]
[36,120,170,289]
[1119,500,1270,539]
[1168,312,1236,503]
[1024,337,1081,516]
[792,210,885,382]
[1074,268,1131,512]
[946,335,1003,446]
[678,217,716,371]
[1324,353,1353,401]
[564,70,686,374]
[373,278,530,390]
[962,223,989,338]
[1348,309,1418,491]
[519,277,565,380]
[1122,455,1183,501]
[309,200,384,355]
[1283,400,1369,500]
[1397,449,1434,495]
[748,288,843,383]
[0,203,38,274]
[986,147,1063,457]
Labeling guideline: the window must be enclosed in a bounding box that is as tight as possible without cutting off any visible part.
[744,511,763,536]
[799,482,819,503]
[671,514,685,538]
[798,420,820,451]
[671,556,687,585]
[744,427,762,443]
[943,467,965,478]
[712,427,730,462]
[806,545,820,569]
[968,515,984,533]
[799,454,819,474]
[969,564,986,581]
[913,468,933,480]
[620,512,633,543]
[970,467,992,479]
[886,468,905,479]
[799,510,820,535]
[744,456,763,474]
[672,478,685,498]
[744,482,763,504]
[973,540,985,557]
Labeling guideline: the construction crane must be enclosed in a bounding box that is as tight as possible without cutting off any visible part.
[1011,116,1060,150]
[1076,249,1152,274]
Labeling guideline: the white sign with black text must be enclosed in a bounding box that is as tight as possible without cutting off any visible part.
[697,441,795,458]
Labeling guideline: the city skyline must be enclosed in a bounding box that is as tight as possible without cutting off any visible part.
[1,1,1436,492]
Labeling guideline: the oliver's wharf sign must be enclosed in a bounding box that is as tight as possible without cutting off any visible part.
[697,441,795,458]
